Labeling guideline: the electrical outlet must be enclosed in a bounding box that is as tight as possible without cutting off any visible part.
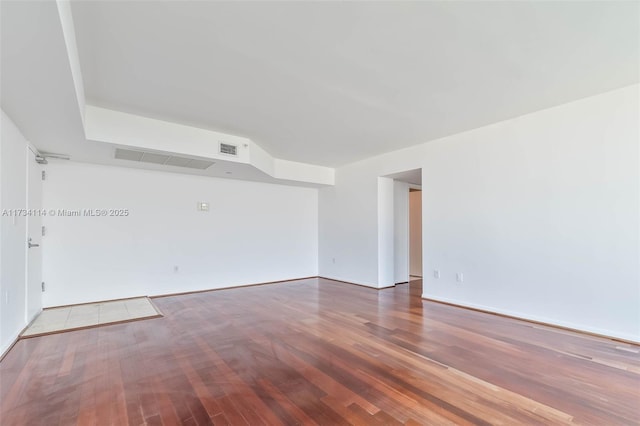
[456,273,464,282]
[433,270,440,279]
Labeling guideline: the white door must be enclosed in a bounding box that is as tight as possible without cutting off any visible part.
[25,149,42,321]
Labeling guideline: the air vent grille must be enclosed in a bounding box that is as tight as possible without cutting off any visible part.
[140,152,171,164]
[114,148,215,170]
[114,149,143,161]
[219,143,238,156]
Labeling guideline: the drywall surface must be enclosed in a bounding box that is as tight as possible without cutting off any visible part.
[318,161,380,287]
[377,177,395,288]
[394,181,409,283]
[84,106,334,186]
[319,84,640,341]
[0,110,33,355]
[41,161,318,306]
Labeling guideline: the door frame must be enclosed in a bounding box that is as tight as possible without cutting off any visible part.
[25,148,43,323]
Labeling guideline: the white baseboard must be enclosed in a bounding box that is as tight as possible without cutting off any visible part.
[422,294,640,344]
[0,329,21,361]
[1,308,42,361]
[319,275,386,289]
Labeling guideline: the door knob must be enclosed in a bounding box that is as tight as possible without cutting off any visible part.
[28,237,39,249]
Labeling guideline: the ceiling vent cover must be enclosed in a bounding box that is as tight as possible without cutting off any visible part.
[114,148,215,170]
[219,143,238,156]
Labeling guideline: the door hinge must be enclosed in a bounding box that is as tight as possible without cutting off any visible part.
[41,282,45,292]
[42,226,46,236]
[41,170,46,181]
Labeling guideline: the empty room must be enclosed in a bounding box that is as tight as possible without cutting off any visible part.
[1,1,638,425]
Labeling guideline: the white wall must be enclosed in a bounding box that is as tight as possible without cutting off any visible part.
[0,110,39,356]
[42,162,318,306]
[409,190,422,277]
[318,161,379,286]
[319,84,640,342]
[377,177,395,288]
[393,181,409,283]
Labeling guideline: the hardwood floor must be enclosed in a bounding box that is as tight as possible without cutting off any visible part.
[1,278,639,425]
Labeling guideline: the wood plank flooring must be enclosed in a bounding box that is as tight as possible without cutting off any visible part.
[1,278,639,425]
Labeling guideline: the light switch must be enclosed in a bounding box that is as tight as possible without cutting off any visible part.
[197,202,209,212]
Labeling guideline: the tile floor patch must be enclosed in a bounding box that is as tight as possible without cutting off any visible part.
[21,297,161,337]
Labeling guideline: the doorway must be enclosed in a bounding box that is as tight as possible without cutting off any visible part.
[384,168,422,293]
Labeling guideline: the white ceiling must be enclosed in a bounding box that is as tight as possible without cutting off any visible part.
[2,1,638,182]
[0,1,327,187]
[70,1,639,167]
